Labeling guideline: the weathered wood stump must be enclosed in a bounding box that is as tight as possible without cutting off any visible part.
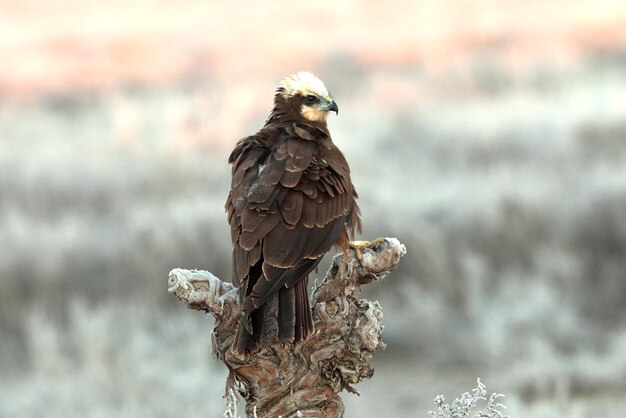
[168,237,406,417]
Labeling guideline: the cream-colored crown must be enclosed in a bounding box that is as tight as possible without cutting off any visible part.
[278,72,331,100]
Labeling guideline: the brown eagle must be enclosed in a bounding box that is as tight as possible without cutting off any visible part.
[225,72,362,355]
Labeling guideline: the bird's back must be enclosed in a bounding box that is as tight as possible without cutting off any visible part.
[225,72,360,354]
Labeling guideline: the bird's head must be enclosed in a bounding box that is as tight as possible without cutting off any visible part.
[275,72,338,123]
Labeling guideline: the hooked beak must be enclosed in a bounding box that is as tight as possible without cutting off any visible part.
[318,98,339,114]
[323,100,339,114]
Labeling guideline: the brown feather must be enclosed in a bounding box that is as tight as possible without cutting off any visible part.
[225,74,361,354]
[239,214,279,250]
[280,169,303,188]
[258,158,285,186]
[301,196,318,228]
[280,191,304,226]
[278,286,296,341]
[282,225,312,265]
[294,279,314,341]
[294,125,316,141]
[263,224,297,266]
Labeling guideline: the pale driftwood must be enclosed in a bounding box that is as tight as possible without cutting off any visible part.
[168,237,406,418]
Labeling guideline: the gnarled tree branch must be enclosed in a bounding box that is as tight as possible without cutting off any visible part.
[168,237,406,418]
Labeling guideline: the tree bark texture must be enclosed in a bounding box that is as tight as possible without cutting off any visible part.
[167,237,406,418]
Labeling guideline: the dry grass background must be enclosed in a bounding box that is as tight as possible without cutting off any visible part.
[1,1,626,416]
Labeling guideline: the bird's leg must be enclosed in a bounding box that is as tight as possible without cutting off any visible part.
[349,237,386,261]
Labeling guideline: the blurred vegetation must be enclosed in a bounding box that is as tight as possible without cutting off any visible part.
[1,1,626,416]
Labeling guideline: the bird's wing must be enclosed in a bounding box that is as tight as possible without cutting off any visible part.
[227,123,355,310]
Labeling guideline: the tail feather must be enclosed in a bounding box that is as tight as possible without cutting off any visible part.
[294,279,314,342]
[233,304,265,355]
[234,277,314,354]
[274,279,315,344]
[278,286,296,341]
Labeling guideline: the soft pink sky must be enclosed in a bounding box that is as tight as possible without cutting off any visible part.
[1,0,625,98]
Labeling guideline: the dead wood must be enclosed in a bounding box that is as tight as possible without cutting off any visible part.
[168,237,406,418]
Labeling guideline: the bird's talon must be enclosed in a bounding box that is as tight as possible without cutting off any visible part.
[349,237,386,261]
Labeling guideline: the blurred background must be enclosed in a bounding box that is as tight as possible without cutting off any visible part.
[1,0,626,416]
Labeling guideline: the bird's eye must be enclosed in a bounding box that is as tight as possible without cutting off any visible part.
[304,95,318,105]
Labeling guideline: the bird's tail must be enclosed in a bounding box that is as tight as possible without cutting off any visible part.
[233,304,264,355]
[278,279,314,343]
[234,279,314,355]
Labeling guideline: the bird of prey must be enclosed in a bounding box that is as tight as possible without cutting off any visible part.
[225,72,363,355]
